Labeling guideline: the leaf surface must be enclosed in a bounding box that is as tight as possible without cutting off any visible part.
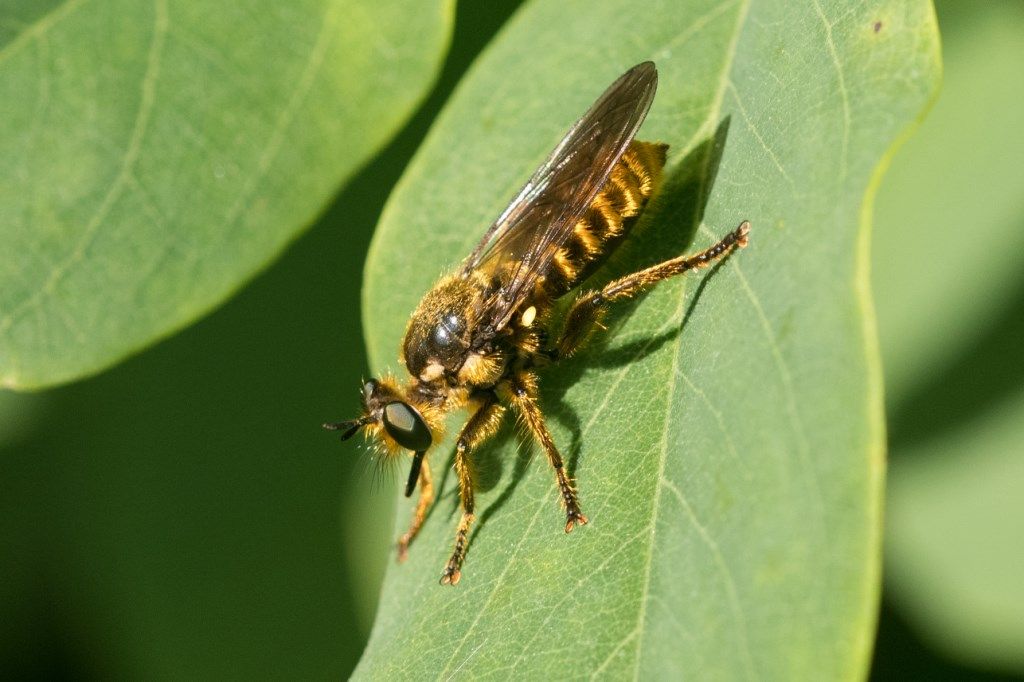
[359,0,939,678]
[0,0,452,388]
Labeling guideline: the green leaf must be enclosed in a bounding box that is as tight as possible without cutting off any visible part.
[359,0,939,678]
[0,0,452,389]
[886,389,1024,672]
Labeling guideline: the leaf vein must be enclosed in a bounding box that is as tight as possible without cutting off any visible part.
[0,0,87,68]
[811,0,851,182]
[677,369,751,479]
[0,0,169,350]
[590,629,638,679]
[632,1,750,676]
[660,476,756,679]
[219,0,342,230]
[437,474,555,679]
[504,526,649,674]
[706,239,826,526]
[726,80,795,188]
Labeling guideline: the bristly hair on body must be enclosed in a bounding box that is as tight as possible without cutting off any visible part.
[324,61,750,585]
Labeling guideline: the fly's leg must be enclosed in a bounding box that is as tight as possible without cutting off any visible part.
[507,372,588,533]
[441,391,505,585]
[554,221,750,359]
[397,459,433,563]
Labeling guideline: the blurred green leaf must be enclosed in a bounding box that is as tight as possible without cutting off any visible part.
[873,0,1024,674]
[357,0,938,678]
[0,180,395,679]
[872,0,1024,407]
[886,389,1024,673]
[0,0,452,389]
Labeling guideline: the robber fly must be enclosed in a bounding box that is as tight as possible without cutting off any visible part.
[324,61,749,585]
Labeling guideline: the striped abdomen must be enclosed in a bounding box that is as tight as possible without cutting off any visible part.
[543,139,668,298]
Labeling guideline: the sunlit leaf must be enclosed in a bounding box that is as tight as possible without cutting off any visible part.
[359,0,939,677]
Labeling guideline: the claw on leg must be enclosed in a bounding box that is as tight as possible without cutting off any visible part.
[556,467,587,533]
[509,373,591,536]
[440,565,462,586]
[397,535,413,563]
[565,510,589,533]
[439,513,473,586]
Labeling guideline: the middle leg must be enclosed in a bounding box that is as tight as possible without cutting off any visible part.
[507,372,588,533]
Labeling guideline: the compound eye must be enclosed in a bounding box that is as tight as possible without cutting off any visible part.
[382,402,432,451]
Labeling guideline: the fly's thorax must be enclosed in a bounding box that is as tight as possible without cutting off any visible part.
[402,273,492,383]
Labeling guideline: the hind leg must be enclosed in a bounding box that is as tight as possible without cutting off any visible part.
[554,221,750,359]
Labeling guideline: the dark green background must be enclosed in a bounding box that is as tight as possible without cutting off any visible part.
[1,1,1019,679]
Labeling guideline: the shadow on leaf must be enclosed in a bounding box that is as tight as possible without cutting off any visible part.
[455,116,740,547]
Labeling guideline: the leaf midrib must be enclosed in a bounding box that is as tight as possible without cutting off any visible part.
[435,2,752,677]
[630,1,751,677]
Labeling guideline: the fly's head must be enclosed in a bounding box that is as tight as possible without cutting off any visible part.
[323,377,442,495]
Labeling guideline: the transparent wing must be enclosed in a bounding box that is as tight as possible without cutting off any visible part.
[460,61,658,335]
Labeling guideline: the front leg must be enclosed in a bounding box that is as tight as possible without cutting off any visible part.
[507,372,588,532]
[397,458,433,563]
[440,391,504,585]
